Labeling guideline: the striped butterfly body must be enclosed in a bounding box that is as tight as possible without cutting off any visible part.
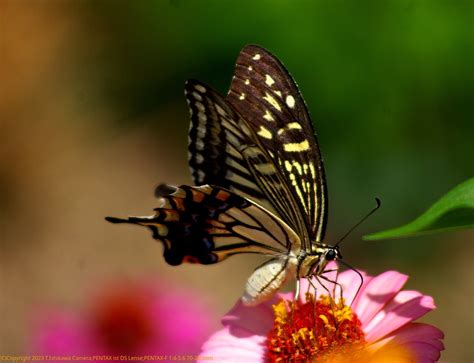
[106,45,341,306]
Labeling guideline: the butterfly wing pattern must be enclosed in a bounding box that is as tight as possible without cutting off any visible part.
[107,45,336,305]
[186,79,276,214]
[106,184,301,305]
[227,45,328,245]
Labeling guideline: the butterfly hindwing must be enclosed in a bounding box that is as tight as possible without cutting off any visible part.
[185,80,273,212]
[226,44,328,243]
[106,184,300,266]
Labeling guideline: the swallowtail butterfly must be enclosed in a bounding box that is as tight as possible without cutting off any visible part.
[107,45,349,306]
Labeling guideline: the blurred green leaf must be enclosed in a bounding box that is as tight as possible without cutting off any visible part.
[364,178,474,240]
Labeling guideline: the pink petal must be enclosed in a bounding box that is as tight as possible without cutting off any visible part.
[363,290,422,333]
[404,341,443,362]
[199,326,266,363]
[365,293,436,342]
[336,268,371,306]
[373,322,444,353]
[222,294,283,335]
[352,270,408,326]
[388,322,444,344]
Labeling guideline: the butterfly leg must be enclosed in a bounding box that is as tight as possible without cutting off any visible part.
[288,278,301,325]
[305,276,319,322]
[320,268,344,304]
[319,274,345,308]
[314,275,332,298]
[294,278,300,302]
[313,274,344,326]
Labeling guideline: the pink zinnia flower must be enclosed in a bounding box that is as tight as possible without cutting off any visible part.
[200,264,444,362]
[29,279,216,359]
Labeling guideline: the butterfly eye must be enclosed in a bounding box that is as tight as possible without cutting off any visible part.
[326,249,337,260]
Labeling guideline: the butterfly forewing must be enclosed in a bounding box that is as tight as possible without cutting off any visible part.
[186,79,308,241]
[106,185,300,265]
[226,45,328,244]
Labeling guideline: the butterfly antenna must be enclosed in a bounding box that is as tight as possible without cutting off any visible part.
[335,198,381,247]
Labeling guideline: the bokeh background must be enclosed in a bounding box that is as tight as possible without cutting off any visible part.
[1,0,473,361]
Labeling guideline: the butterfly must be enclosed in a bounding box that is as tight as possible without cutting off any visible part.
[106,45,369,306]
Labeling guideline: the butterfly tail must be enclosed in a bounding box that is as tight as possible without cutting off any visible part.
[105,216,152,224]
[105,214,169,240]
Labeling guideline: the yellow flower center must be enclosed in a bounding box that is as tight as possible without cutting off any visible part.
[266,294,365,362]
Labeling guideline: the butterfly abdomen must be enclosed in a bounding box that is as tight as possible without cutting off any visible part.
[243,257,297,306]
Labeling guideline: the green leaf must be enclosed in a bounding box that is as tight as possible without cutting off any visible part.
[364,178,474,240]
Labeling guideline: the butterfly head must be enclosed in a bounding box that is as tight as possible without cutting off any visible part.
[324,245,342,261]
[302,244,342,277]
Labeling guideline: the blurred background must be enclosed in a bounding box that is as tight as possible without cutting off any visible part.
[1,0,472,361]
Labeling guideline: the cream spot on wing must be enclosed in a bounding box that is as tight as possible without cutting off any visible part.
[263,110,275,121]
[263,92,281,111]
[226,157,250,175]
[194,84,206,93]
[237,120,253,137]
[286,95,296,108]
[252,53,261,60]
[195,139,205,151]
[277,122,303,135]
[273,90,282,98]
[293,161,302,175]
[225,143,240,159]
[283,140,310,152]
[195,102,205,112]
[221,120,243,141]
[229,173,260,191]
[248,66,253,71]
[289,172,297,185]
[254,163,275,175]
[198,113,207,122]
[286,122,302,130]
[197,126,206,138]
[215,104,226,116]
[257,125,273,139]
[157,224,168,236]
[265,74,275,86]
[157,197,172,209]
[195,153,204,164]
[192,91,203,101]
[195,185,213,194]
[239,93,246,100]
[197,170,206,182]
[245,79,250,85]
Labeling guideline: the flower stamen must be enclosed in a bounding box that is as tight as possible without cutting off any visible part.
[266,293,365,362]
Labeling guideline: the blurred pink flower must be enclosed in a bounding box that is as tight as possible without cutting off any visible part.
[200,264,444,362]
[29,279,216,360]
